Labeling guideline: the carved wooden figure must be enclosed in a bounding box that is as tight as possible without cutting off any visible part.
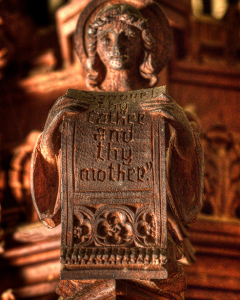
[31,1,204,299]
[60,87,168,281]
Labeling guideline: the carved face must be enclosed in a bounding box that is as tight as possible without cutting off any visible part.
[97,20,143,70]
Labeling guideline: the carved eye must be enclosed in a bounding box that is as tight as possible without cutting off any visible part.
[127,31,136,38]
[100,34,112,45]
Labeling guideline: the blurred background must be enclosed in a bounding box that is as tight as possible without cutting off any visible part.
[0,0,240,299]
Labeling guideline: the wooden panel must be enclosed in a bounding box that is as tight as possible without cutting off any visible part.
[60,87,168,280]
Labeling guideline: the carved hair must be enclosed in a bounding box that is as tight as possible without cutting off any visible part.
[86,4,158,90]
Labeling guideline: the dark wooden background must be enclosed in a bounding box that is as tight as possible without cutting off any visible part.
[0,0,240,299]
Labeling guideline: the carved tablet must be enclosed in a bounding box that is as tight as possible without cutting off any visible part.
[60,86,167,280]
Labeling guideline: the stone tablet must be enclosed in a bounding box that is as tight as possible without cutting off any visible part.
[60,86,167,280]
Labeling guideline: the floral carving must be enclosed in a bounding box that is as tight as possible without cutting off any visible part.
[202,125,240,219]
[95,206,134,246]
[135,207,156,246]
[73,206,93,246]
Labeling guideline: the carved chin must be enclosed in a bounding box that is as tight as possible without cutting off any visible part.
[110,57,125,69]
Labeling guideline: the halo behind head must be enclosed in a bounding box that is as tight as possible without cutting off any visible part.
[95,3,143,21]
[74,0,173,75]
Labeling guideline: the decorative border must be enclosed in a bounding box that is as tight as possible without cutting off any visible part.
[61,246,167,266]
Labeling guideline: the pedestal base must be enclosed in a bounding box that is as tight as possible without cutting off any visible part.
[56,279,115,300]
[56,266,186,300]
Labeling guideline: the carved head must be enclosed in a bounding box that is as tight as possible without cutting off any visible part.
[86,4,158,90]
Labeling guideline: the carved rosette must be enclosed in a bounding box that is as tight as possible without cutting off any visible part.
[94,205,134,246]
[72,205,158,247]
[62,205,164,266]
[73,206,93,246]
[134,206,156,246]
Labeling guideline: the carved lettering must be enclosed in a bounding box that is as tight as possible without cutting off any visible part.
[128,168,136,182]
[118,164,126,181]
[88,111,144,126]
[80,168,97,181]
[109,111,116,124]
[94,126,133,144]
[138,113,145,125]
[91,169,97,181]
[82,94,149,188]
[98,95,105,102]
[98,169,106,182]
[80,168,90,181]
[108,142,118,161]
[98,113,108,124]
[88,110,97,124]
[108,95,117,108]
[97,141,105,161]
[110,129,120,142]
[123,125,133,143]
[120,94,128,102]
[122,148,132,165]
[97,100,103,109]
[108,163,115,181]
[139,91,147,99]
[97,141,133,164]
[111,103,128,113]
[138,166,146,182]
[116,111,127,125]
[78,162,152,182]
[128,113,137,124]
[94,127,106,140]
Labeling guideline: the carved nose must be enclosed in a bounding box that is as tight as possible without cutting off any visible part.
[113,45,120,56]
[112,35,123,56]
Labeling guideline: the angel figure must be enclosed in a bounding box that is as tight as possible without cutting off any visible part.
[32,2,204,299]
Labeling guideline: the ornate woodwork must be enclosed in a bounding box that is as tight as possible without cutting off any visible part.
[56,0,93,67]
[31,1,203,299]
[0,222,61,299]
[202,125,240,218]
[184,215,240,300]
[1,0,240,299]
[57,87,168,280]
[189,2,240,65]
[55,0,190,68]
[9,131,41,223]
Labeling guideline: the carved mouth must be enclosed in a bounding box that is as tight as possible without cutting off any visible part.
[110,55,128,63]
[111,56,123,59]
[111,53,128,58]
[110,55,129,69]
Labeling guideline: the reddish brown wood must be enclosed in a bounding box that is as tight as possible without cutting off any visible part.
[55,0,190,70]
[75,0,172,87]
[2,0,240,299]
[202,125,240,218]
[58,87,168,280]
[9,131,41,223]
[56,0,93,66]
[189,2,240,66]
[56,279,115,300]
[184,215,240,300]
[31,1,204,299]
[0,155,5,255]
[0,222,61,298]
[0,0,60,80]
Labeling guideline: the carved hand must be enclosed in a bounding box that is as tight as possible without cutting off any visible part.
[41,100,89,162]
[142,94,195,160]
[31,100,89,228]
